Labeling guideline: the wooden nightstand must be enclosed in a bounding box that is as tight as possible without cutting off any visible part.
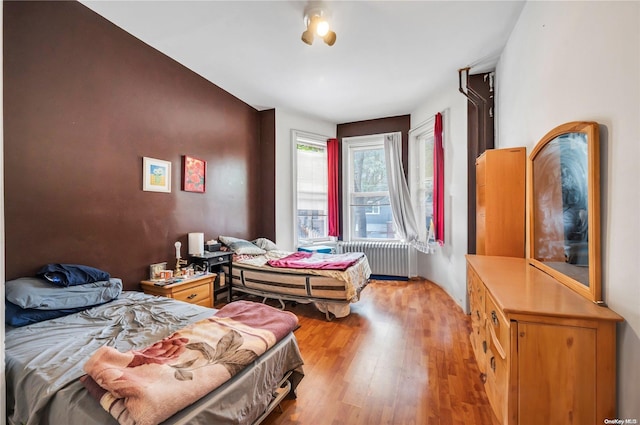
[140,273,215,308]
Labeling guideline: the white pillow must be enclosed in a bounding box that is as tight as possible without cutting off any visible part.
[252,237,279,251]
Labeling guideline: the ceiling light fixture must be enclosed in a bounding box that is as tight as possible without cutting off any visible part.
[301,6,336,46]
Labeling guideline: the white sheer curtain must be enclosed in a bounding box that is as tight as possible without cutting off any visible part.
[384,133,432,253]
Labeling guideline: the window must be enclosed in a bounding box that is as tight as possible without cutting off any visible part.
[409,120,436,244]
[293,131,329,244]
[342,134,397,240]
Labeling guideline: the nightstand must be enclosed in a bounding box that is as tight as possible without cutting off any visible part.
[140,273,215,308]
[189,251,233,303]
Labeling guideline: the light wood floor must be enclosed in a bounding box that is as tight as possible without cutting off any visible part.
[260,279,500,425]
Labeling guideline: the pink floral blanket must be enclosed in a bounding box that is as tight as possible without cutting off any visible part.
[267,251,364,270]
[81,301,298,425]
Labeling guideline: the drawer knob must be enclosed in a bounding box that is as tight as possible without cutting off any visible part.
[187,293,197,299]
[490,356,496,372]
[491,311,499,326]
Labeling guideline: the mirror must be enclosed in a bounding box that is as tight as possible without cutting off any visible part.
[528,121,601,302]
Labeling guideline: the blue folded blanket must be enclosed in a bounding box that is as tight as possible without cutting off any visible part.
[37,263,111,287]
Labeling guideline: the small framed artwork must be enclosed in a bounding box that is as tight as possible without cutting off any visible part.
[182,155,206,193]
[142,157,171,192]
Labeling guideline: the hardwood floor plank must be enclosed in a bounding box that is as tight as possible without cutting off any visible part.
[260,279,500,425]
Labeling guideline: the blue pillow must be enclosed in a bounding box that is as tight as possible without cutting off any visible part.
[5,300,93,327]
[5,277,122,310]
[37,264,111,287]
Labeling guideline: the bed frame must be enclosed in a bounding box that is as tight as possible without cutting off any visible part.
[222,256,370,320]
[5,292,304,425]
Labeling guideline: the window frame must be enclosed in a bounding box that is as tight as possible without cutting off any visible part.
[409,117,437,244]
[342,133,400,242]
[292,129,331,247]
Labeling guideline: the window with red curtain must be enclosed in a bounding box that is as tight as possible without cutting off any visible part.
[409,112,443,249]
[327,138,340,237]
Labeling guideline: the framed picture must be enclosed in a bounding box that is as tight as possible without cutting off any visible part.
[149,262,168,280]
[182,155,206,193]
[142,157,171,193]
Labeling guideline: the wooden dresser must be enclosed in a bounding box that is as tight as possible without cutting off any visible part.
[476,147,526,257]
[466,255,622,425]
[140,273,215,308]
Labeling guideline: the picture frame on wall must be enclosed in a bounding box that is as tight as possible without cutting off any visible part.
[142,157,171,193]
[182,155,206,193]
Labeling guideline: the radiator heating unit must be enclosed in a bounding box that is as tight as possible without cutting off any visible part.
[338,241,413,278]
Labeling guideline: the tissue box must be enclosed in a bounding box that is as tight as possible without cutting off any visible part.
[205,243,221,252]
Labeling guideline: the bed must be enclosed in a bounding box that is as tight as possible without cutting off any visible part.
[6,289,304,425]
[218,237,371,320]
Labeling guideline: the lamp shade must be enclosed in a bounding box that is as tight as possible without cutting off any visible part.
[188,232,205,255]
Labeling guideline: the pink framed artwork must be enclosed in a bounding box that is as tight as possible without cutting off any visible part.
[182,155,206,193]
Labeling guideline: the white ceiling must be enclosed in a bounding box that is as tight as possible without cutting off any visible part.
[81,0,525,124]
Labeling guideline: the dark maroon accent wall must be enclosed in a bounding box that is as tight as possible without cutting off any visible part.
[258,109,276,241]
[4,1,274,289]
[335,115,411,239]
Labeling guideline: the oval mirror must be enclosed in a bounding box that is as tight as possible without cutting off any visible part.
[528,121,601,302]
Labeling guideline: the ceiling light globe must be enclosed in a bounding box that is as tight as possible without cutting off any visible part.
[316,20,330,37]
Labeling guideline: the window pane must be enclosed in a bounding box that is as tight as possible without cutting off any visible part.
[352,148,388,193]
[297,211,327,240]
[296,140,328,241]
[422,138,435,231]
[344,135,398,241]
[350,203,396,239]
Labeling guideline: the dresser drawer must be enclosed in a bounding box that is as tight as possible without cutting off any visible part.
[486,292,509,356]
[486,333,509,424]
[468,266,488,374]
[173,282,211,305]
[140,274,214,308]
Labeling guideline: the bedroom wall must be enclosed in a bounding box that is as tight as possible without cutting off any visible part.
[410,74,469,308]
[259,109,277,242]
[495,1,640,417]
[3,1,273,290]
[274,109,336,251]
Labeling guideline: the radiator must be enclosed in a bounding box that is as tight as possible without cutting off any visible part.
[337,241,413,278]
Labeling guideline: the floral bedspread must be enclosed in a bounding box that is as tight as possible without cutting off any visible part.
[81,301,298,425]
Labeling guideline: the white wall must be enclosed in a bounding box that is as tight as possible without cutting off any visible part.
[411,74,469,308]
[274,109,335,251]
[496,1,640,418]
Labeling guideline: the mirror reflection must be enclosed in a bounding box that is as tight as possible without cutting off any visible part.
[532,132,589,286]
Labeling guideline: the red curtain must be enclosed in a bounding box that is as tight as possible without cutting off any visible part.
[327,138,340,237]
[434,113,444,245]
